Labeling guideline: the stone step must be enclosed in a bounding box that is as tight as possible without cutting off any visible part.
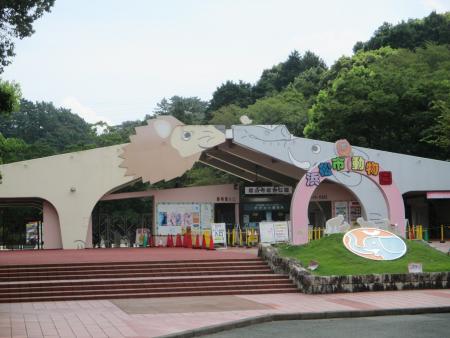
[0,258,296,303]
[0,258,262,270]
[0,268,273,282]
[0,273,287,286]
[0,288,298,303]
[0,278,293,294]
[0,282,296,299]
[0,260,265,273]
[0,264,269,277]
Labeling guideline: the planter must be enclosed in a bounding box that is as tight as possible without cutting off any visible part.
[258,244,450,294]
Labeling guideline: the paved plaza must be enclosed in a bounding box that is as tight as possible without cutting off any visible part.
[1,247,449,337]
[0,289,449,338]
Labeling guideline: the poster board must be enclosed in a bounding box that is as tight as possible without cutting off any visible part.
[156,202,214,235]
[211,223,226,247]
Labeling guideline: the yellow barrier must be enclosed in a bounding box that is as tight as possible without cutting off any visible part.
[308,227,324,241]
[246,229,258,247]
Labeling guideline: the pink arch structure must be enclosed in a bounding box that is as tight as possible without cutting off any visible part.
[290,162,405,245]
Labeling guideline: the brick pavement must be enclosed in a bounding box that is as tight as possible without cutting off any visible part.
[0,290,449,338]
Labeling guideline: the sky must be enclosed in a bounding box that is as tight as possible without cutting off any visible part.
[2,0,449,125]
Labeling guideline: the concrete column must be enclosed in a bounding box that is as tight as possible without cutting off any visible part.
[42,201,62,249]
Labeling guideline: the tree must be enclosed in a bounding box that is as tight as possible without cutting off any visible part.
[208,104,242,128]
[421,99,450,160]
[353,11,450,53]
[242,85,309,136]
[0,99,97,157]
[0,79,20,115]
[0,133,28,164]
[292,66,327,105]
[305,45,450,160]
[253,50,327,98]
[93,119,147,147]
[154,96,208,124]
[0,0,55,72]
[207,80,254,115]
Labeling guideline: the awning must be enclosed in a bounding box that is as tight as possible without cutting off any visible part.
[426,192,450,199]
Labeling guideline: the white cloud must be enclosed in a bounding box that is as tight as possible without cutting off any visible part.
[421,0,450,12]
[60,96,113,125]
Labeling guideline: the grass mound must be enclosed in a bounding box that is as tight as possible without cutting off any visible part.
[277,234,450,276]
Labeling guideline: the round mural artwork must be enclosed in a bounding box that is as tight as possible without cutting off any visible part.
[343,228,407,261]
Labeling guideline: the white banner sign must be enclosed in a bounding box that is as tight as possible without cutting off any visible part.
[273,222,289,242]
[245,186,292,195]
[211,223,226,245]
[259,221,289,243]
[259,222,276,243]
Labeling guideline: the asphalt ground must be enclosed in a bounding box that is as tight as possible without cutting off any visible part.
[203,313,450,338]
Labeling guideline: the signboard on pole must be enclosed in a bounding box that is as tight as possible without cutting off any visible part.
[211,223,227,247]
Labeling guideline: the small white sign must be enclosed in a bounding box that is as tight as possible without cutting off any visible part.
[408,263,423,273]
[308,261,319,271]
[211,223,226,245]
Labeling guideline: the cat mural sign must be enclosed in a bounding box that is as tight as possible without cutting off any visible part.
[343,228,407,261]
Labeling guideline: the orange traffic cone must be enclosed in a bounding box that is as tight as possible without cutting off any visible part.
[149,235,154,247]
[175,233,182,247]
[167,234,174,248]
[201,233,207,250]
[208,233,215,250]
[187,234,193,248]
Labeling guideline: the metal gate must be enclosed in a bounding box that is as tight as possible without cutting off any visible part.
[93,213,152,248]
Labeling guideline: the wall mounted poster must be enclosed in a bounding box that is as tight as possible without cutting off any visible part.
[200,203,214,230]
[334,201,349,222]
[25,222,39,245]
[156,203,214,235]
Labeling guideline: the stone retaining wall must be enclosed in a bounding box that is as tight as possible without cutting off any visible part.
[258,244,450,294]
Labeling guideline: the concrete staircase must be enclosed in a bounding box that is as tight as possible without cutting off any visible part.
[0,258,297,303]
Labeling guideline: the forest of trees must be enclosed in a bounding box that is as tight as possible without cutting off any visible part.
[0,10,449,188]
